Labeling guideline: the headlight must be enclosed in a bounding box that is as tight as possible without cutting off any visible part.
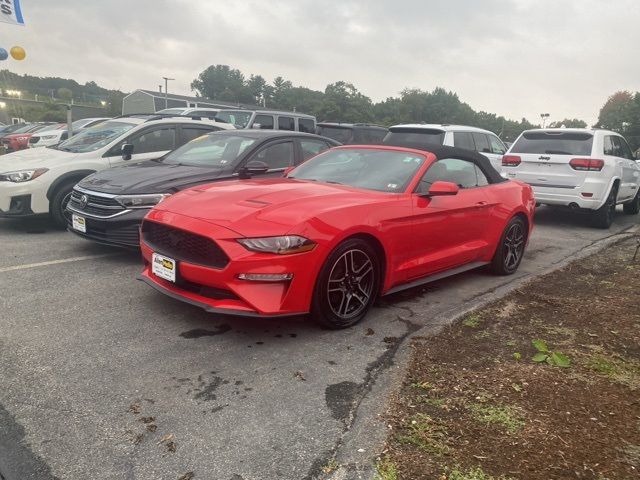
[41,135,58,140]
[114,193,171,208]
[0,168,49,183]
[237,235,316,255]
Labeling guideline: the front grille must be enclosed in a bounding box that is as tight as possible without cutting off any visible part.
[69,189,125,217]
[176,278,239,301]
[82,222,140,246]
[28,137,40,144]
[141,221,229,269]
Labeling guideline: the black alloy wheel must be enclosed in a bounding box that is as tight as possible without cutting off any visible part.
[490,216,527,275]
[311,239,379,329]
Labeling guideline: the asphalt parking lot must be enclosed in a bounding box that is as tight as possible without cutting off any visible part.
[1,208,638,480]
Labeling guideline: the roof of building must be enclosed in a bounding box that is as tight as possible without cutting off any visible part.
[135,89,256,109]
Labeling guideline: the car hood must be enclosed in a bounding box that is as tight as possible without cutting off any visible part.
[0,146,76,172]
[155,178,387,236]
[78,161,226,195]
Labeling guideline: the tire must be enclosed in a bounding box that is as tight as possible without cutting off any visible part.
[311,238,380,329]
[49,181,75,228]
[623,188,640,215]
[591,186,617,229]
[490,216,527,276]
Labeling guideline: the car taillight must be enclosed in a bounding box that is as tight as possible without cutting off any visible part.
[502,155,521,167]
[569,158,604,171]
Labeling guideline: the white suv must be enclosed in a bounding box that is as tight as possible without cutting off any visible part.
[383,124,508,170]
[0,115,233,226]
[502,128,640,228]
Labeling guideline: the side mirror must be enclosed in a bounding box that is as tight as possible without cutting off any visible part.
[427,181,459,197]
[121,143,134,160]
[283,166,295,177]
[238,160,269,179]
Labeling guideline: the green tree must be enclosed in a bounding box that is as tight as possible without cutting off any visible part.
[595,91,633,131]
[190,64,253,104]
[549,118,588,128]
[318,81,373,123]
[57,87,73,102]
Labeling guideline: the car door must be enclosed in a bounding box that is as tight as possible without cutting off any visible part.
[105,125,177,167]
[409,157,491,279]
[611,135,639,201]
[238,139,295,176]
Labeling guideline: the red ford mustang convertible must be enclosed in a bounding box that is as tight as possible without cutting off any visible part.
[139,145,535,328]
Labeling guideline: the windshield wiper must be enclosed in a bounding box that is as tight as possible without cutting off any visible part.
[324,180,344,185]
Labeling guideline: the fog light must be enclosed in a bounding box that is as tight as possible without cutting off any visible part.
[237,273,293,282]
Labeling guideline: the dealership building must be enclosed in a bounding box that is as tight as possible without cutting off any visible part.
[121,89,256,115]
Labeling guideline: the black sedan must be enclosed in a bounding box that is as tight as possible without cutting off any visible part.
[66,130,340,248]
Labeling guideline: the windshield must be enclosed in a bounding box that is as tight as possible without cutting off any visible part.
[9,124,38,134]
[511,131,594,155]
[317,126,354,144]
[215,111,252,128]
[289,148,425,193]
[55,121,136,153]
[163,133,257,167]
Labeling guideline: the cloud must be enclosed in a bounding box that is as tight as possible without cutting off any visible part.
[4,0,640,124]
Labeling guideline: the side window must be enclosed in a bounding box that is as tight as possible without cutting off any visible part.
[181,127,214,144]
[453,132,475,150]
[278,116,295,131]
[298,118,315,133]
[472,133,491,153]
[475,165,489,186]
[603,136,616,156]
[190,110,217,118]
[610,136,625,158]
[618,137,635,160]
[299,139,331,161]
[123,127,176,155]
[60,132,68,141]
[254,114,274,130]
[251,141,294,170]
[415,158,480,193]
[488,135,506,154]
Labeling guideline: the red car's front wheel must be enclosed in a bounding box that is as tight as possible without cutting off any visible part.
[311,238,379,329]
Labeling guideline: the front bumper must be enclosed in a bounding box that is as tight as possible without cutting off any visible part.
[0,178,50,216]
[66,207,146,248]
[139,210,327,317]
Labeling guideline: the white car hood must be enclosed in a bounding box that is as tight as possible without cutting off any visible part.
[0,146,78,172]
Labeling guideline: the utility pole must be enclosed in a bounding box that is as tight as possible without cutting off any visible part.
[162,77,174,109]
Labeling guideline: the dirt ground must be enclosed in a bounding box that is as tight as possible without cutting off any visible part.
[379,237,640,480]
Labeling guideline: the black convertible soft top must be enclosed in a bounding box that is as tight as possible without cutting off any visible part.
[386,142,507,184]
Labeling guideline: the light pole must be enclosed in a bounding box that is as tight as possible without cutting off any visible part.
[162,77,174,109]
[540,113,550,128]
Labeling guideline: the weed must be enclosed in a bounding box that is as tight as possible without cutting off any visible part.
[375,457,398,480]
[463,315,481,328]
[444,465,514,480]
[468,402,525,434]
[512,352,521,361]
[417,396,445,408]
[321,458,339,474]
[395,413,450,455]
[410,381,432,390]
[532,339,571,367]
[505,340,516,347]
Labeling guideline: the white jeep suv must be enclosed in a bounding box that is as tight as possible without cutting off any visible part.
[382,124,508,170]
[0,114,233,227]
[502,128,640,228]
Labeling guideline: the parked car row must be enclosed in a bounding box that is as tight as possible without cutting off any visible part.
[1,109,639,327]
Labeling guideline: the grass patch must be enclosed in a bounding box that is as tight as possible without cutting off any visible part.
[468,402,525,434]
[375,457,398,480]
[584,354,640,389]
[620,443,640,468]
[395,413,450,455]
[444,466,515,480]
[463,315,481,328]
[321,458,338,474]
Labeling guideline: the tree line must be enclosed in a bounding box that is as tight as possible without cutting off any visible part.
[191,64,591,141]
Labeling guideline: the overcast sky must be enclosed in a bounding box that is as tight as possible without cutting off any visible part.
[3,0,639,125]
